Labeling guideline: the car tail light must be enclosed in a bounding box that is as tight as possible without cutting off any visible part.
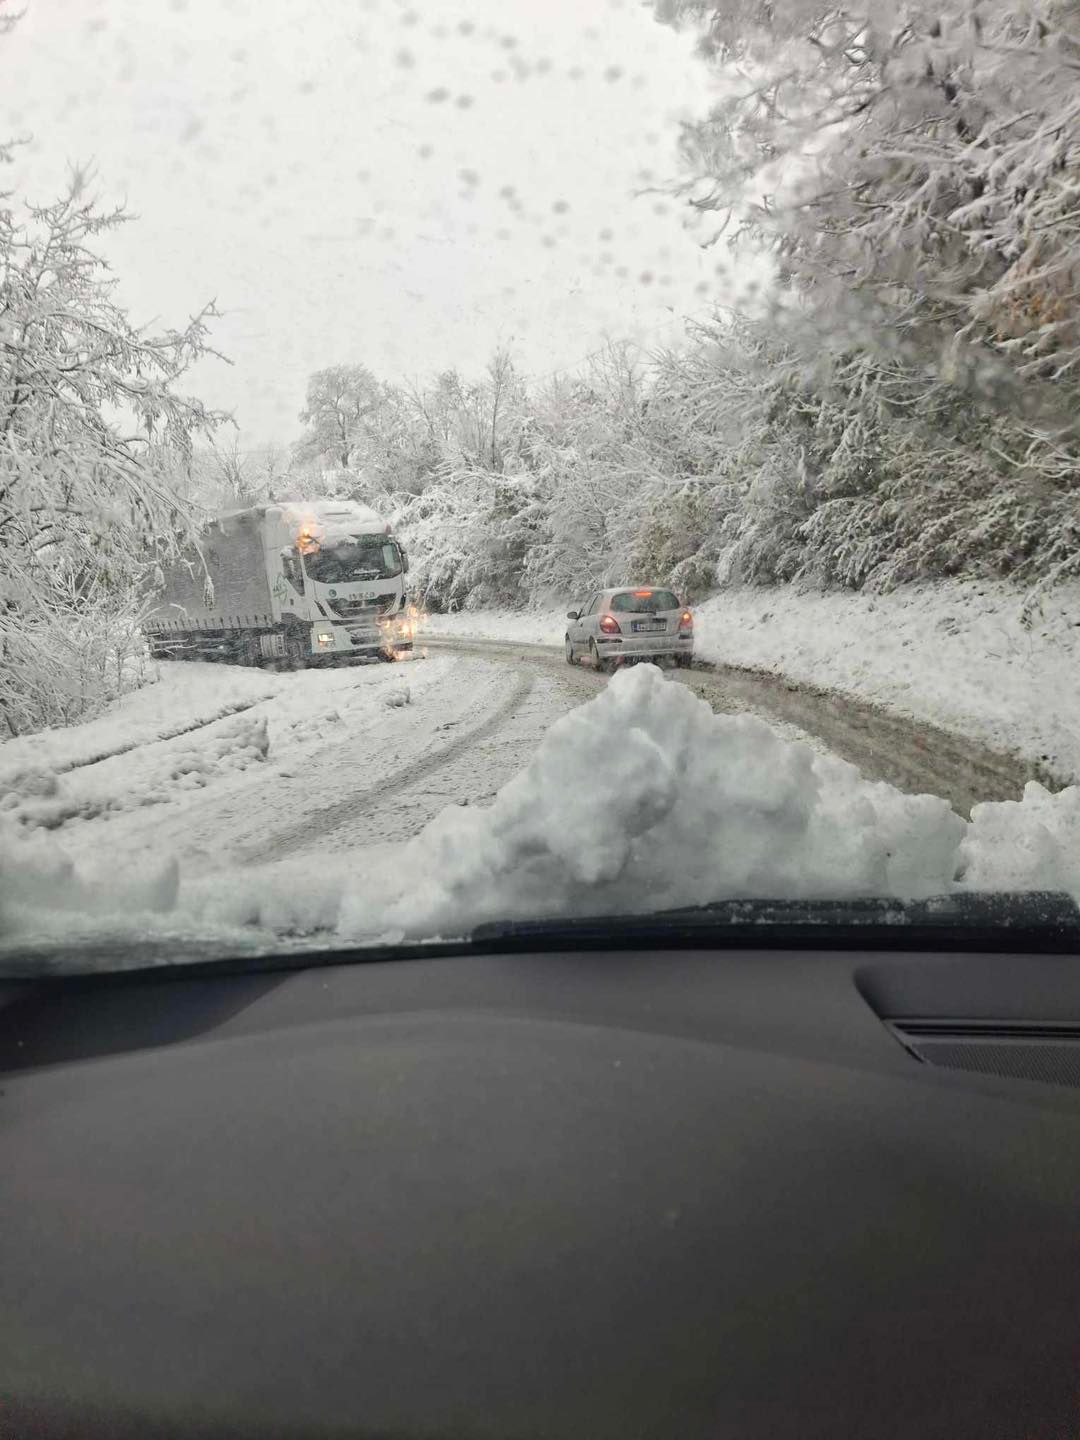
[599,614,621,635]
[679,610,693,629]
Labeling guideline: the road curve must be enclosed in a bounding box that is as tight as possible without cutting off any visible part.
[423,635,1039,817]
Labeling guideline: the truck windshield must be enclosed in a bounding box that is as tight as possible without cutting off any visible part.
[305,537,402,584]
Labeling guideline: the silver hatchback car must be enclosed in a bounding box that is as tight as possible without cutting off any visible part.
[565,587,694,672]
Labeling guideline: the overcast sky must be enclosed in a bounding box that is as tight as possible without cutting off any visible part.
[2,0,727,446]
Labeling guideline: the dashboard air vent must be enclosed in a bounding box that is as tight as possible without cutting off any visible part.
[892,1022,1080,1089]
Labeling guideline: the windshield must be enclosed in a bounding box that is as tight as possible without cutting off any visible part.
[1,0,1079,974]
[305,538,402,585]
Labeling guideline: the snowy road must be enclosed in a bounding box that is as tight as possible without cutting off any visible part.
[2,636,1072,959]
[423,635,1035,815]
[2,635,1033,900]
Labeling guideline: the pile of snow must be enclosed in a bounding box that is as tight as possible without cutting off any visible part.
[383,682,411,709]
[5,664,1080,955]
[322,663,964,939]
[1,826,180,926]
[963,783,1080,897]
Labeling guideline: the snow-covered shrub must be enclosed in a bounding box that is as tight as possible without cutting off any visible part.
[399,467,542,611]
[0,582,154,739]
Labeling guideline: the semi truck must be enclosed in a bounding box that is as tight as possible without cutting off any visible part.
[144,500,416,666]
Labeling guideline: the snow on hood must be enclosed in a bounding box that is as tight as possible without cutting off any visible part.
[2,663,1078,950]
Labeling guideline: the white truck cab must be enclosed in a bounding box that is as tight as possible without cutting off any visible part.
[271,500,414,662]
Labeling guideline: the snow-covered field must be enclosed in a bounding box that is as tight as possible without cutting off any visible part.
[425,580,1080,783]
[3,649,1080,960]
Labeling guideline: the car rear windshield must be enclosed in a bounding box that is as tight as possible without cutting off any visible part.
[609,590,679,614]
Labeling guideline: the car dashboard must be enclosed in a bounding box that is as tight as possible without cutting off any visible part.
[2,937,1080,1439]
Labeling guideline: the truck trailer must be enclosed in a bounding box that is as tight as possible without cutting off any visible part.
[144,500,416,666]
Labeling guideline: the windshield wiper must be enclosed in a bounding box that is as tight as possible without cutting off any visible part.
[3,893,1078,984]
[470,893,1080,954]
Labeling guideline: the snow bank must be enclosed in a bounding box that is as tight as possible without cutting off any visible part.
[422,609,564,647]
[0,825,180,935]
[0,662,278,784]
[8,662,1079,955]
[694,581,1080,784]
[0,658,440,837]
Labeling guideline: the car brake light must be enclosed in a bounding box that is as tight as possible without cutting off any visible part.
[599,614,621,635]
[633,589,653,597]
[680,610,693,628]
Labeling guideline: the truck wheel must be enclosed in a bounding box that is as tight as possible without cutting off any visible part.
[240,636,266,668]
[286,634,309,669]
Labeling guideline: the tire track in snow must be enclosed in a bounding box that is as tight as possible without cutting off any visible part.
[18,698,266,778]
[241,671,535,864]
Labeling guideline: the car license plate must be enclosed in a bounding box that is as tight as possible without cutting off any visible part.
[633,622,666,633]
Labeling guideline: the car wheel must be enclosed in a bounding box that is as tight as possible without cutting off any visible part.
[565,635,577,666]
[677,653,694,669]
[590,640,610,675]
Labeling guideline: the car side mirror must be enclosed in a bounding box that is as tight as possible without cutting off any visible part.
[566,610,580,621]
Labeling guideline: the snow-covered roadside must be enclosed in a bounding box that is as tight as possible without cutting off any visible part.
[422,580,1080,782]
[695,582,1080,784]
[422,610,564,647]
[3,662,1079,958]
[0,658,439,843]
[0,663,280,781]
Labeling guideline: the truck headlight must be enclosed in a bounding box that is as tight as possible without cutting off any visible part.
[317,632,334,647]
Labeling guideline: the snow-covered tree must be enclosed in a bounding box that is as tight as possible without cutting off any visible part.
[294,364,396,473]
[641,0,1080,589]
[657,0,1080,397]
[0,170,221,734]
